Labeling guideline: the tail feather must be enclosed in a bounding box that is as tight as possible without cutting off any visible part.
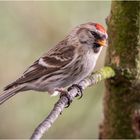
[0,85,25,105]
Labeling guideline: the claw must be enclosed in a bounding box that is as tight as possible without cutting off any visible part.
[57,89,72,108]
[68,84,83,99]
[60,93,72,108]
[57,84,83,108]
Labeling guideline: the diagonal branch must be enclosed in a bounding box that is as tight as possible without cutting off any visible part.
[30,66,115,140]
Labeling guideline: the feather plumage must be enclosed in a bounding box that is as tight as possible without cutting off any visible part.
[0,22,107,104]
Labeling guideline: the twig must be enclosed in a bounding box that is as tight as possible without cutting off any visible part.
[30,66,115,140]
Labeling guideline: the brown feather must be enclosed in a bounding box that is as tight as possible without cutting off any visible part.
[4,44,76,90]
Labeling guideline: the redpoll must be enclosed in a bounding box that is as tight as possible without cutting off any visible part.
[0,22,108,105]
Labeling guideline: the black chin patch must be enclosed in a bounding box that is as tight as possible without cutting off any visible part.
[93,43,100,53]
[93,47,100,53]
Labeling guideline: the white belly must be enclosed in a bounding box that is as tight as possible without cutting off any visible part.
[74,51,99,83]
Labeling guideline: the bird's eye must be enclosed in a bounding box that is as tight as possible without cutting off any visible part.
[90,31,101,40]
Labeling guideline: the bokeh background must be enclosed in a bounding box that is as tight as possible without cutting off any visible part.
[0,1,111,139]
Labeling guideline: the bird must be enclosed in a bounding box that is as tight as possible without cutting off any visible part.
[0,22,108,105]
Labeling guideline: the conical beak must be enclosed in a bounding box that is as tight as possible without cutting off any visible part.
[96,39,107,47]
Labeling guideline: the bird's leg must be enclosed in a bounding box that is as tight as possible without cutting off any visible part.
[68,84,83,99]
[55,88,72,108]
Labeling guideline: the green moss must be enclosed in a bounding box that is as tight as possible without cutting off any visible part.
[103,1,140,139]
[98,66,115,79]
[108,1,140,68]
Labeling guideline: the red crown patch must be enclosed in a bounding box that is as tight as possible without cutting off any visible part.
[95,23,106,33]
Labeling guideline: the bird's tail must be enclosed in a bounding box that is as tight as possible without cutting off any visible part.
[0,85,25,105]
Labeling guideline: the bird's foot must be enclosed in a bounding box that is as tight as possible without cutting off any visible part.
[68,84,83,99]
[56,84,83,108]
[56,88,72,108]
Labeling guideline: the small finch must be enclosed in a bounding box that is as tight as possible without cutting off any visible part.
[0,22,108,105]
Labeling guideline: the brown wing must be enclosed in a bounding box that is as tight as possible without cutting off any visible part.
[4,43,76,90]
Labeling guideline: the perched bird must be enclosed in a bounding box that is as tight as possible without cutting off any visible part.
[0,22,108,105]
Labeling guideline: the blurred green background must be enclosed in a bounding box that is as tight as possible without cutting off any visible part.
[0,1,111,139]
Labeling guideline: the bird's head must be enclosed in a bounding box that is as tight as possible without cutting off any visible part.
[70,22,108,53]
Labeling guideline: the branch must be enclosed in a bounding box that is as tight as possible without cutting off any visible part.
[30,66,115,140]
